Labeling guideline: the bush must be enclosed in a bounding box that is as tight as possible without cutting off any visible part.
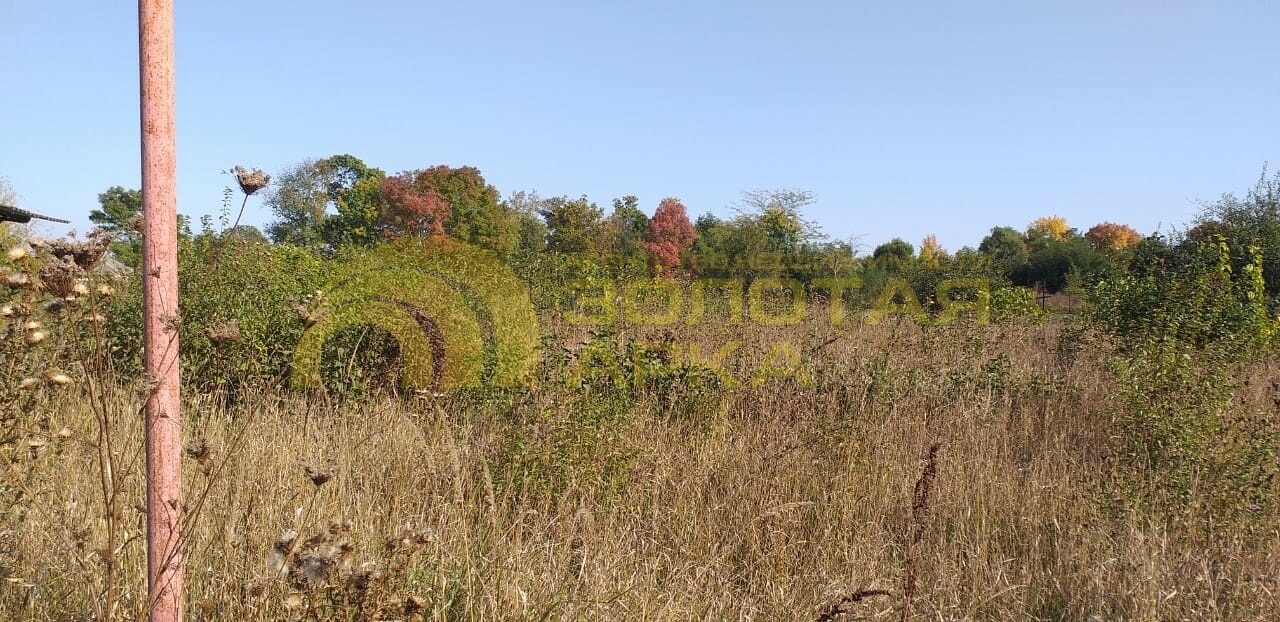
[1085,235,1280,524]
[989,286,1047,323]
[106,234,334,400]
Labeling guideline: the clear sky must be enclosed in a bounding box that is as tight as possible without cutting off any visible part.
[3,1,1278,253]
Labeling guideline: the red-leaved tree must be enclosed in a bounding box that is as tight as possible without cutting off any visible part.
[643,197,696,272]
[377,172,451,237]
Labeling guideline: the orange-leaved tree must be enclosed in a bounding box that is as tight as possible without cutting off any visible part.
[643,197,696,272]
[1084,222,1141,252]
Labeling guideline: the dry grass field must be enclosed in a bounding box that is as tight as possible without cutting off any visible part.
[4,309,1279,621]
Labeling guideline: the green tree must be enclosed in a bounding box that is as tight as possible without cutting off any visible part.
[265,159,331,247]
[541,195,604,255]
[90,186,142,233]
[687,213,727,275]
[503,190,550,256]
[603,195,649,273]
[224,225,270,245]
[872,238,914,267]
[1191,167,1280,297]
[1013,237,1109,293]
[978,226,1030,275]
[732,189,823,256]
[89,186,144,266]
[314,155,387,250]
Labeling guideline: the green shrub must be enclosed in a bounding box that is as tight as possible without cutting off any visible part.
[989,286,1047,323]
[1085,235,1280,524]
[493,386,639,506]
[106,234,334,400]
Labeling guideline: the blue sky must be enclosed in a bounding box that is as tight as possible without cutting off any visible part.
[3,1,1278,253]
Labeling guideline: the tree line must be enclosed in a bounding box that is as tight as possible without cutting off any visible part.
[81,157,1280,302]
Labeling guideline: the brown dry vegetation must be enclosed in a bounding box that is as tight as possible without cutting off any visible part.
[4,309,1280,621]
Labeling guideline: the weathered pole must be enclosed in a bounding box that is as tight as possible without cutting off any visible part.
[139,0,183,619]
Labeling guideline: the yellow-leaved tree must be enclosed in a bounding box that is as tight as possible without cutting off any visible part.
[1027,215,1071,240]
[919,234,946,266]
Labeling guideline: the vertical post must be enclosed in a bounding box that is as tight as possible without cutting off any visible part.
[139,0,182,620]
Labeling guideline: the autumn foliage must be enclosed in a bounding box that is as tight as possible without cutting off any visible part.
[919,234,945,266]
[377,172,450,237]
[1028,215,1071,240]
[642,198,696,271]
[1085,222,1141,251]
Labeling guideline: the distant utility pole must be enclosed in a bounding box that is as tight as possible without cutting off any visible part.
[139,0,183,620]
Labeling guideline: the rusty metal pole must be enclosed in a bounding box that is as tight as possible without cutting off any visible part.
[139,0,183,620]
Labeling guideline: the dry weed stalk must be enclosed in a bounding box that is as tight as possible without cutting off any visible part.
[815,588,892,621]
[901,441,942,622]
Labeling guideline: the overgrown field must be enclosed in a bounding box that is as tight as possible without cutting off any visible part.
[5,195,1280,620]
[4,292,1280,619]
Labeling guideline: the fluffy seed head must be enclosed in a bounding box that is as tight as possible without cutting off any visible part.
[45,372,73,386]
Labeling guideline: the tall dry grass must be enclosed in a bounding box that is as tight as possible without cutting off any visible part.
[3,316,1279,620]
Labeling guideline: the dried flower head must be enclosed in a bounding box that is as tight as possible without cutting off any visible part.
[403,595,425,616]
[233,165,270,196]
[297,555,327,585]
[45,235,111,271]
[343,562,381,591]
[18,377,40,390]
[97,284,115,297]
[44,371,73,385]
[38,255,79,297]
[268,529,299,575]
[26,330,48,345]
[293,303,318,328]
[5,273,31,289]
[204,319,243,348]
[303,465,333,488]
[6,246,27,262]
[185,438,212,464]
